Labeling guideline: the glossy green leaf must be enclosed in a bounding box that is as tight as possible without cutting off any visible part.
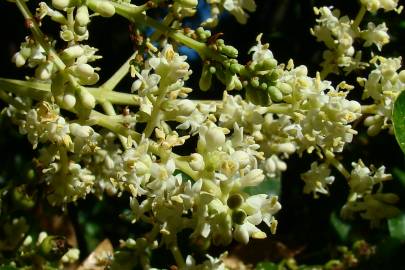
[330,212,351,241]
[388,213,405,240]
[393,90,405,154]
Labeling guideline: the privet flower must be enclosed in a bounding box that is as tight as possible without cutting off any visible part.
[301,162,335,197]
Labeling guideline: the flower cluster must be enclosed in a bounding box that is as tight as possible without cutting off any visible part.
[341,160,399,226]
[1,0,403,268]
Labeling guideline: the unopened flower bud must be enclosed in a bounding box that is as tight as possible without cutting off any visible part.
[220,45,238,58]
[63,93,76,109]
[77,88,96,109]
[69,123,93,137]
[205,126,226,151]
[87,0,116,17]
[62,45,85,60]
[190,153,205,171]
[52,0,74,10]
[267,86,283,102]
[76,6,90,26]
[199,64,212,91]
[12,52,26,67]
[76,63,94,78]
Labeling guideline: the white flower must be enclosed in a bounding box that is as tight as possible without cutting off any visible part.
[301,162,335,197]
[197,123,227,152]
[223,0,256,24]
[361,22,390,50]
[148,44,191,85]
[349,160,391,195]
[360,0,399,12]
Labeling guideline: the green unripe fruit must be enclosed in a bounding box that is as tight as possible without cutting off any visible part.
[227,194,244,209]
[39,236,70,261]
[232,209,247,225]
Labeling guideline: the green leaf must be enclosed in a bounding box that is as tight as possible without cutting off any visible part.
[330,212,351,241]
[392,167,405,189]
[244,177,281,197]
[255,261,278,270]
[393,90,405,154]
[388,212,405,240]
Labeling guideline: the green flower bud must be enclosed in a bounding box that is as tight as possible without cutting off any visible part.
[227,193,244,209]
[61,45,85,60]
[267,86,283,102]
[76,6,90,26]
[230,63,243,74]
[262,58,278,69]
[199,64,212,91]
[250,77,260,88]
[220,45,238,58]
[87,0,116,17]
[74,23,87,36]
[277,82,292,94]
[12,185,36,210]
[39,236,70,261]
[232,209,247,225]
[50,10,67,24]
[270,69,282,80]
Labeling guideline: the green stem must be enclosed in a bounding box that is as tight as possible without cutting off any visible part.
[352,6,367,30]
[15,0,66,71]
[92,110,142,141]
[110,1,223,61]
[101,51,138,91]
[143,83,169,138]
[0,90,26,110]
[361,104,377,114]
[0,77,141,106]
[59,148,69,175]
[169,244,186,269]
[327,156,350,180]
[100,100,129,148]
